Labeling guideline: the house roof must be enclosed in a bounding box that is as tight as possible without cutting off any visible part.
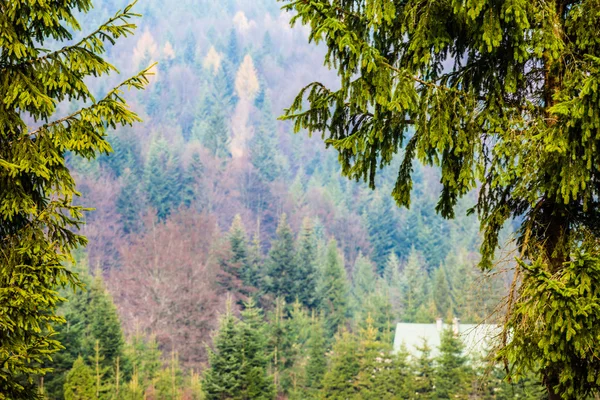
[393,322,500,358]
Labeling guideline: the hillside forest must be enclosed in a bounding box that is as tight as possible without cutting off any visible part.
[3,0,557,399]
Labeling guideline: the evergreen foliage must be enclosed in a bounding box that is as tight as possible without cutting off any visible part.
[294,218,319,310]
[63,357,95,400]
[281,0,600,396]
[434,329,471,399]
[0,2,151,396]
[264,214,298,305]
[317,239,349,337]
[304,317,327,393]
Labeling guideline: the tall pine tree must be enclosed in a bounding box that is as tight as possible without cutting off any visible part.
[317,239,349,337]
[264,214,297,305]
[0,3,151,396]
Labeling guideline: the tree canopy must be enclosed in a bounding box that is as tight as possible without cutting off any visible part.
[0,1,151,397]
[280,0,600,398]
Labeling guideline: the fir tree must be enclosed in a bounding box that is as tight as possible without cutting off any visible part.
[226,28,240,66]
[383,253,403,319]
[203,305,242,399]
[0,3,151,396]
[434,329,471,399]
[202,104,231,159]
[249,93,284,182]
[143,137,183,219]
[117,168,146,235]
[229,215,249,272]
[305,317,327,393]
[155,352,183,400]
[294,218,319,310]
[351,252,377,312]
[317,239,349,337]
[364,193,400,272]
[63,357,95,400]
[181,152,206,210]
[282,0,600,396]
[264,214,297,305]
[238,298,275,400]
[246,221,264,290]
[320,330,360,400]
[414,339,435,399]
[87,274,125,374]
[432,266,453,320]
[400,248,429,322]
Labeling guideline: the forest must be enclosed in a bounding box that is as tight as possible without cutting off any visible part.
[1,0,600,399]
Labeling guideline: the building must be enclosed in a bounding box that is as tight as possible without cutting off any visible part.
[393,318,500,358]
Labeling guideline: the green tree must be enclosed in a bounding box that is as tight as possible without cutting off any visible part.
[282,1,600,397]
[181,152,206,210]
[117,168,147,235]
[414,340,434,399]
[203,305,242,399]
[143,137,183,220]
[400,249,429,322]
[87,274,125,375]
[351,252,377,312]
[264,214,297,304]
[0,2,151,396]
[432,267,453,320]
[63,357,95,400]
[434,329,471,399]
[356,317,412,399]
[229,214,250,281]
[155,352,183,400]
[249,93,284,182]
[317,239,349,337]
[320,330,360,400]
[202,104,231,159]
[295,218,319,310]
[305,317,327,394]
[238,298,275,400]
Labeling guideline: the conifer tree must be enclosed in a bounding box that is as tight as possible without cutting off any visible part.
[305,317,327,394]
[143,137,184,220]
[246,221,265,290]
[364,193,399,271]
[383,253,403,318]
[320,330,360,400]
[63,357,95,400]
[434,329,471,399]
[238,298,275,400]
[87,274,126,375]
[317,239,349,336]
[117,168,147,235]
[282,1,600,396]
[400,249,429,322]
[229,214,250,280]
[295,218,319,310]
[155,352,183,400]
[181,152,206,210]
[414,340,435,399]
[203,104,231,159]
[356,316,412,399]
[226,28,240,67]
[0,2,151,396]
[203,305,242,399]
[264,214,298,305]
[249,93,284,182]
[432,267,453,319]
[351,252,377,311]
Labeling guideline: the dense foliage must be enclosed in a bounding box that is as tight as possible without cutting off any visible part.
[0,1,150,397]
[1,0,573,398]
[280,0,600,397]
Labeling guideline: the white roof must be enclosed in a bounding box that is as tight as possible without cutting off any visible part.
[393,322,500,358]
